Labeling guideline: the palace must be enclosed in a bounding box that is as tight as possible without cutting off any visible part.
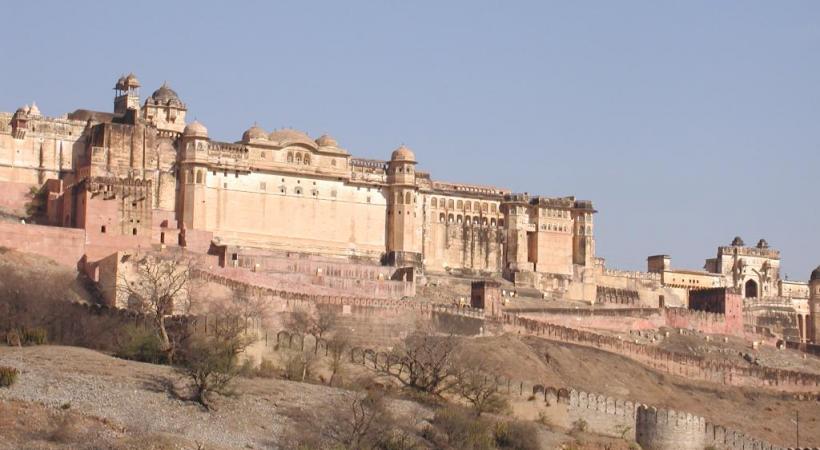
[0,74,817,343]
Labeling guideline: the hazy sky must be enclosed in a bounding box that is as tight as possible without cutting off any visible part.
[2,1,818,278]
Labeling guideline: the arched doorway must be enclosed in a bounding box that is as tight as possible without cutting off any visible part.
[744,279,758,298]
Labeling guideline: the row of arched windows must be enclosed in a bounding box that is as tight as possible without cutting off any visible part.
[541,208,569,219]
[287,151,311,165]
[438,213,504,227]
[429,197,496,213]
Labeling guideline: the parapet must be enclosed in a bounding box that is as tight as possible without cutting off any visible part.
[636,405,706,450]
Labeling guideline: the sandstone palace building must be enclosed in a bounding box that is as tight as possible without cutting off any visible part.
[1,74,818,343]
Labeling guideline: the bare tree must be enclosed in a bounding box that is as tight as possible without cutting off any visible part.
[175,326,253,410]
[312,308,337,341]
[378,332,459,398]
[450,357,508,416]
[117,253,196,362]
[327,331,351,386]
[319,391,392,449]
[286,307,338,354]
[286,308,312,350]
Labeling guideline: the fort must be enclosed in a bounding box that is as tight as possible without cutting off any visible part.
[2,74,820,448]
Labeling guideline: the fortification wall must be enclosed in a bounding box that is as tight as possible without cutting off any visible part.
[636,405,705,450]
[423,219,504,273]
[520,311,662,332]
[567,389,637,440]
[0,222,85,268]
[0,180,34,216]
[664,307,743,336]
[198,172,388,258]
[504,315,820,392]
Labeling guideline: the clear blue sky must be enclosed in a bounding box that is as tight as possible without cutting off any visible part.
[2,1,818,278]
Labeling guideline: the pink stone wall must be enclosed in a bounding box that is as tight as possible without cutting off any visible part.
[0,222,85,268]
[0,180,34,216]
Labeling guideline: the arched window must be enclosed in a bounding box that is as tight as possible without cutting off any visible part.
[439,212,445,222]
[491,204,497,213]
[482,203,488,212]
[586,226,591,235]
[187,169,193,183]
[457,200,463,209]
[431,198,438,208]
[304,155,311,165]
[448,213,454,223]
[457,215,462,223]
[295,153,302,164]
[405,192,411,204]
[490,218,496,227]
[579,227,584,235]
[465,202,472,211]
[396,192,402,204]
[448,199,454,209]
[196,170,203,184]
[287,152,293,163]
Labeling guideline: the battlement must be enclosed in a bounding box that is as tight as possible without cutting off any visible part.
[718,245,780,259]
[568,389,637,418]
[665,307,726,323]
[350,158,388,169]
[87,176,153,189]
[637,405,705,430]
[432,180,509,197]
[602,267,662,282]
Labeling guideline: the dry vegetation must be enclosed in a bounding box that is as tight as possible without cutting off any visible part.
[1,249,818,449]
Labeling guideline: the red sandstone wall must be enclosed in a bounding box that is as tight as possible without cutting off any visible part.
[0,222,85,268]
[0,180,34,216]
[664,308,743,336]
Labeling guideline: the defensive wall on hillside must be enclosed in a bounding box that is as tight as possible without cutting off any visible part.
[506,315,820,391]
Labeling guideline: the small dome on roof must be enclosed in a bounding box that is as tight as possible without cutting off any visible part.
[149,83,184,107]
[242,124,268,142]
[316,134,338,147]
[811,266,820,282]
[268,128,314,146]
[14,105,28,116]
[391,145,416,162]
[183,120,208,138]
[731,236,745,247]
[756,239,769,249]
[28,102,41,117]
[123,73,140,88]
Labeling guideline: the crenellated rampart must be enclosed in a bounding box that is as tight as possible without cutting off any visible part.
[636,405,705,450]
[504,315,820,392]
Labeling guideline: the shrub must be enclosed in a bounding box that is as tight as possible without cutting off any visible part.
[571,418,588,433]
[23,327,47,345]
[238,357,256,378]
[432,406,494,450]
[257,358,277,378]
[0,366,20,387]
[493,420,539,450]
[4,329,21,347]
[115,325,166,364]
